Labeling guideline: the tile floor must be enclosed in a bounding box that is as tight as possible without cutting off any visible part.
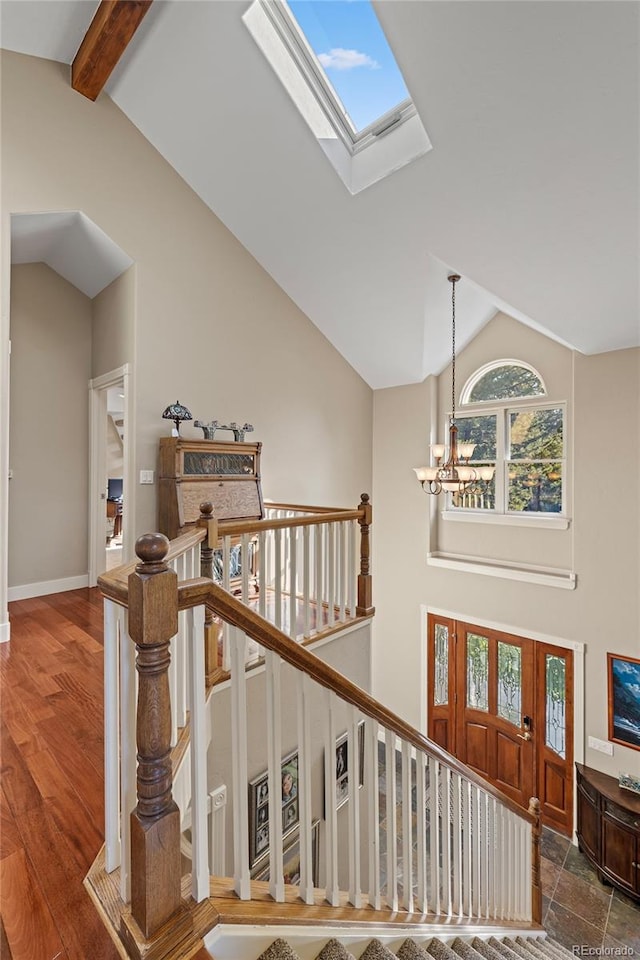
[540,827,640,952]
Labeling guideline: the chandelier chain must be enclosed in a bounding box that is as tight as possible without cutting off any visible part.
[451,276,456,421]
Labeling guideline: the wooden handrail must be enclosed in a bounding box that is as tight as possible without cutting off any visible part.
[175,576,534,824]
[265,502,356,514]
[214,508,363,538]
[98,527,206,602]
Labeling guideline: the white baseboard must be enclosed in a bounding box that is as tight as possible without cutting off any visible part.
[0,620,10,643]
[8,574,90,602]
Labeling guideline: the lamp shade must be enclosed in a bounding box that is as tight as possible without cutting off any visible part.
[162,400,193,435]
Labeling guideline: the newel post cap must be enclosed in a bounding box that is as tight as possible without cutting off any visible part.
[129,533,178,645]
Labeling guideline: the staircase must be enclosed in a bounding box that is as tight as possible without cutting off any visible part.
[91,499,545,960]
[223,934,572,960]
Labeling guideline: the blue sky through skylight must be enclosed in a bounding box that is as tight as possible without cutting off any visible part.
[287,0,410,132]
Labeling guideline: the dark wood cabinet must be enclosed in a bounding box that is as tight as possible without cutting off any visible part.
[576,762,640,902]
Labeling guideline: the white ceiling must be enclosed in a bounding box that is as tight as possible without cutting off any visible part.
[2,1,638,388]
[11,212,133,298]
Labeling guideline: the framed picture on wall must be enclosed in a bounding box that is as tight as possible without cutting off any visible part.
[248,750,299,866]
[325,720,365,812]
[607,653,640,752]
[252,820,320,887]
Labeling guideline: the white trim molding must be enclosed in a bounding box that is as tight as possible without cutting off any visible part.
[427,551,576,590]
[8,574,89,602]
[0,620,10,644]
[442,509,570,530]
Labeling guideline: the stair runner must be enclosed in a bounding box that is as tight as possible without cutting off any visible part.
[254,934,574,960]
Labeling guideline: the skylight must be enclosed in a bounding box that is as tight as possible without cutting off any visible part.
[243,0,431,193]
[286,0,411,135]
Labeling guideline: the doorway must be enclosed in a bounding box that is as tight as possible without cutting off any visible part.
[427,613,574,836]
[88,364,134,584]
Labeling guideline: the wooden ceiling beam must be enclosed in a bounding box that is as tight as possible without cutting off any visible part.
[72,0,153,101]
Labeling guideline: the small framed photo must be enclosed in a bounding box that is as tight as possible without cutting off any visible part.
[326,720,365,812]
[252,820,320,887]
[248,750,299,866]
[608,653,640,752]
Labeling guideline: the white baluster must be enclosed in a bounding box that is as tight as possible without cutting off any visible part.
[119,607,136,903]
[366,716,381,911]
[415,751,428,915]
[327,523,335,628]
[296,672,314,904]
[338,522,346,622]
[525,821,532,920]
[265,650,284,900]
[314,525,323,634]
[384,729,398,911]
[167,559,179,748]
[210,785,227,877]
[442,767,452,915]
[429,756,441,915]
[188,605,209,901]
[289,526,297,640]
[230,626,250,899]
[465,779,473,918]
[258,530,267,620]
[175,553,187,727]
[452,773,462,916]
[401,740,413,912]
[347,706,362,907]
[499,805,506,919]
[104,599,121,872]
[274,528,282,631]
[348,520,356,618]
[302,526,311,640]
[324,690,339,906]
[472,785,481,919]
[241,533,250,605]
[222,538,231,671]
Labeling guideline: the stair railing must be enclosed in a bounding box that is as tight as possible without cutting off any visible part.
[98,525,541,951]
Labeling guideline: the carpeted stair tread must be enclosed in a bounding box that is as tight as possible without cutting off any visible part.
[359,939,398,960]
[258,940,302,960]
[397,940,431,960]
[502,938,537,960]
[512,939,550,960]
[488,938,523,960]
[316,939,357,960]
[450,938,490,960]
[517,939,568,960]
[471,940,511,960]
[427,939,460,960]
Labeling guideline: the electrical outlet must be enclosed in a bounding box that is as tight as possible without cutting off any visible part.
[588,735,613,756]
[139,469,154,484]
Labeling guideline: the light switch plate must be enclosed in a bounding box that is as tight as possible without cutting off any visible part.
[139,470,154,484]
[588,735,613,755]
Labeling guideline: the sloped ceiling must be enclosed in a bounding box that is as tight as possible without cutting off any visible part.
[2,1,638,388]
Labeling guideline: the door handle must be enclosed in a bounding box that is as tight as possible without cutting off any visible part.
[517,731,532,742]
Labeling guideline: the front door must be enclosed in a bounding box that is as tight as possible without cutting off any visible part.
[427,614,573,835]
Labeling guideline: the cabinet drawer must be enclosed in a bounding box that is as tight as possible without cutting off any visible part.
[578,777,599,806]
[604,798,640,831]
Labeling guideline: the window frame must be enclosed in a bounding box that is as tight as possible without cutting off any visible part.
[442,398,569,527]
[460,359,547,406]
[258,0,417,156]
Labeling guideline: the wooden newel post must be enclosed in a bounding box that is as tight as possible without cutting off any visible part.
[198,501,220,683]
[128,534,181,938]
[356,493,375,617]
[528,796,543,924]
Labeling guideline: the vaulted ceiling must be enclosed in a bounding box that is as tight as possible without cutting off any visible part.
[2,1,638,388]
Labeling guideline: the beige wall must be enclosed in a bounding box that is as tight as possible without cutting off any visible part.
[91,265,135,379]
[373,319,640,780]
[8,263,92,588]
[1,51,372,594]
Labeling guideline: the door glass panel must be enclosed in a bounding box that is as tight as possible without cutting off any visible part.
[466,633,489,711]
[546,654,566,758]
[434,624,449,705]
[497,641,522,726]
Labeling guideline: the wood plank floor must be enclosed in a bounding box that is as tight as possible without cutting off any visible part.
[1,588,121,960]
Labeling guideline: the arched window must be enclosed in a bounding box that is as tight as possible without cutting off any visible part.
[449,360,564,519]
[461,360,546,405]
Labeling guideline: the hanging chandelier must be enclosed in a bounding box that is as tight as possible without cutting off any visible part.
[414,274,494,496]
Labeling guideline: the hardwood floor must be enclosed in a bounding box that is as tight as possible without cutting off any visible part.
[1,587,121,960]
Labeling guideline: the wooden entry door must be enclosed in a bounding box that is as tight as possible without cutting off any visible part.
[455,622,535,811]
[427,615,574,835]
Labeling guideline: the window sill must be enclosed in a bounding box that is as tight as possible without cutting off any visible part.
[441,510,570,530]
[427,552,577,590]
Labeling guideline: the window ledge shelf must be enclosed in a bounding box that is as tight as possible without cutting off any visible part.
[427,552,577,590]
[441,510,570,530]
